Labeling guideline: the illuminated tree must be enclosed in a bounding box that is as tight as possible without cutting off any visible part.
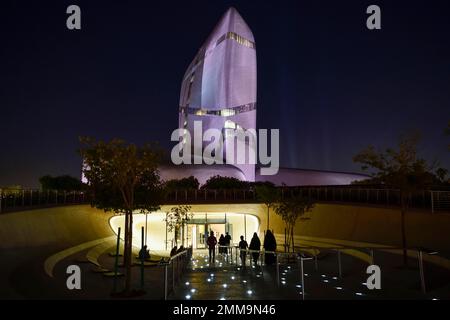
[165,205,193,247]
[79,137,163,294]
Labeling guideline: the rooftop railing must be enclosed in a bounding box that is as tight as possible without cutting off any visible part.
[1,186,449,214]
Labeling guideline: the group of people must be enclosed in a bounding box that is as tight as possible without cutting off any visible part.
[206,231,269,267]
[218,232,232,254]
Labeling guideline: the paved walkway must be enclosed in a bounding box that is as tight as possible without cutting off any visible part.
[170,249,450,300]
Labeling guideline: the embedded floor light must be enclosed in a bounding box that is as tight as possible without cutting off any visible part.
[220,297,226,300]
[185,295,191,299]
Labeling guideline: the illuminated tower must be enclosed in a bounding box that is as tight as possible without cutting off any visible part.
[178,7,257,181]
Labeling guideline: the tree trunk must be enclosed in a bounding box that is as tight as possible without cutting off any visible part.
[401,194,408,267]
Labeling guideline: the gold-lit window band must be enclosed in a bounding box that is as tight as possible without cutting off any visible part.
[183,31,255,82]
[179,102,256,117]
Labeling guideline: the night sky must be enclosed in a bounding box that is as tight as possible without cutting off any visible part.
[1,0,449,187]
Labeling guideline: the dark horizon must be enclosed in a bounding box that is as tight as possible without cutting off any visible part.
[1,0,449,187]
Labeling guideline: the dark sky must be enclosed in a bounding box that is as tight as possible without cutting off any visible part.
[1,0,449,187]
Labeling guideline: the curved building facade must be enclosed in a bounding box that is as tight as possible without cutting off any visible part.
[179,7,257,181]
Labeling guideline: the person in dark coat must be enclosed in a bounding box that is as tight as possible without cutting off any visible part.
[238,235,248,267]
[218,234,225,254]
[249,232,261,266]
[263,230,277,265]
[224,232,232,254]
[170,246,178,257]
[207,231,217,263]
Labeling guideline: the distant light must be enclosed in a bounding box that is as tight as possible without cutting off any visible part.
[207,278,211,282]
[321,274,327,278]
[190,288,196,293]
[362,282,367,286]
[185,282,190,286]
[247,290,253,295]
[281,281,286,285]
[242,280,247,283]
[355,292,363,296]
[296,284,302,288]
[287,266,291,269]
[237,268,240,271]
[223,284,228,288]
[231,276,235,280]
[220,297,226,300]
[323,280,329,283]
[304,273,309,276]
[185,295,191,299]
[281,277,286,281]
[210,274,215,277]
[332,277,338,280]
[432,298,439,301]
[256,275,261,278]
[335,287,343,290]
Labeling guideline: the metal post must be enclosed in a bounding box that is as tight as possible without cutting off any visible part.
[113,227,121,294]
[430,191,434,214]
[140,226,145,289]
[164,264,168,300]
[172,259,175,292]
[22,189,25,207]
[337,249,342,278]
[418,250,426,294]
[299,256,305,300]
[370,249,375,265]
[30,190,33,206]
[314,252,318,271]
[276,254,280,287]
[55,190,58,205]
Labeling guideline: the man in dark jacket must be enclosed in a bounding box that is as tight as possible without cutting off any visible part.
[207,231,217,263]
[238,235,248,267]
[224,232,232,255]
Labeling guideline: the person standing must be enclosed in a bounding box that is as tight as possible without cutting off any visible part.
[207,230,217,263]
[249,232,261,267]
[238,235,248,267]
[224,232,232,255]
[218,234,225,254]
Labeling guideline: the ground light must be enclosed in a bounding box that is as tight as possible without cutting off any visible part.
[247,290,253,295]
[223,284,228,288]
[185,295,191,299]
[185,282,190,286]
